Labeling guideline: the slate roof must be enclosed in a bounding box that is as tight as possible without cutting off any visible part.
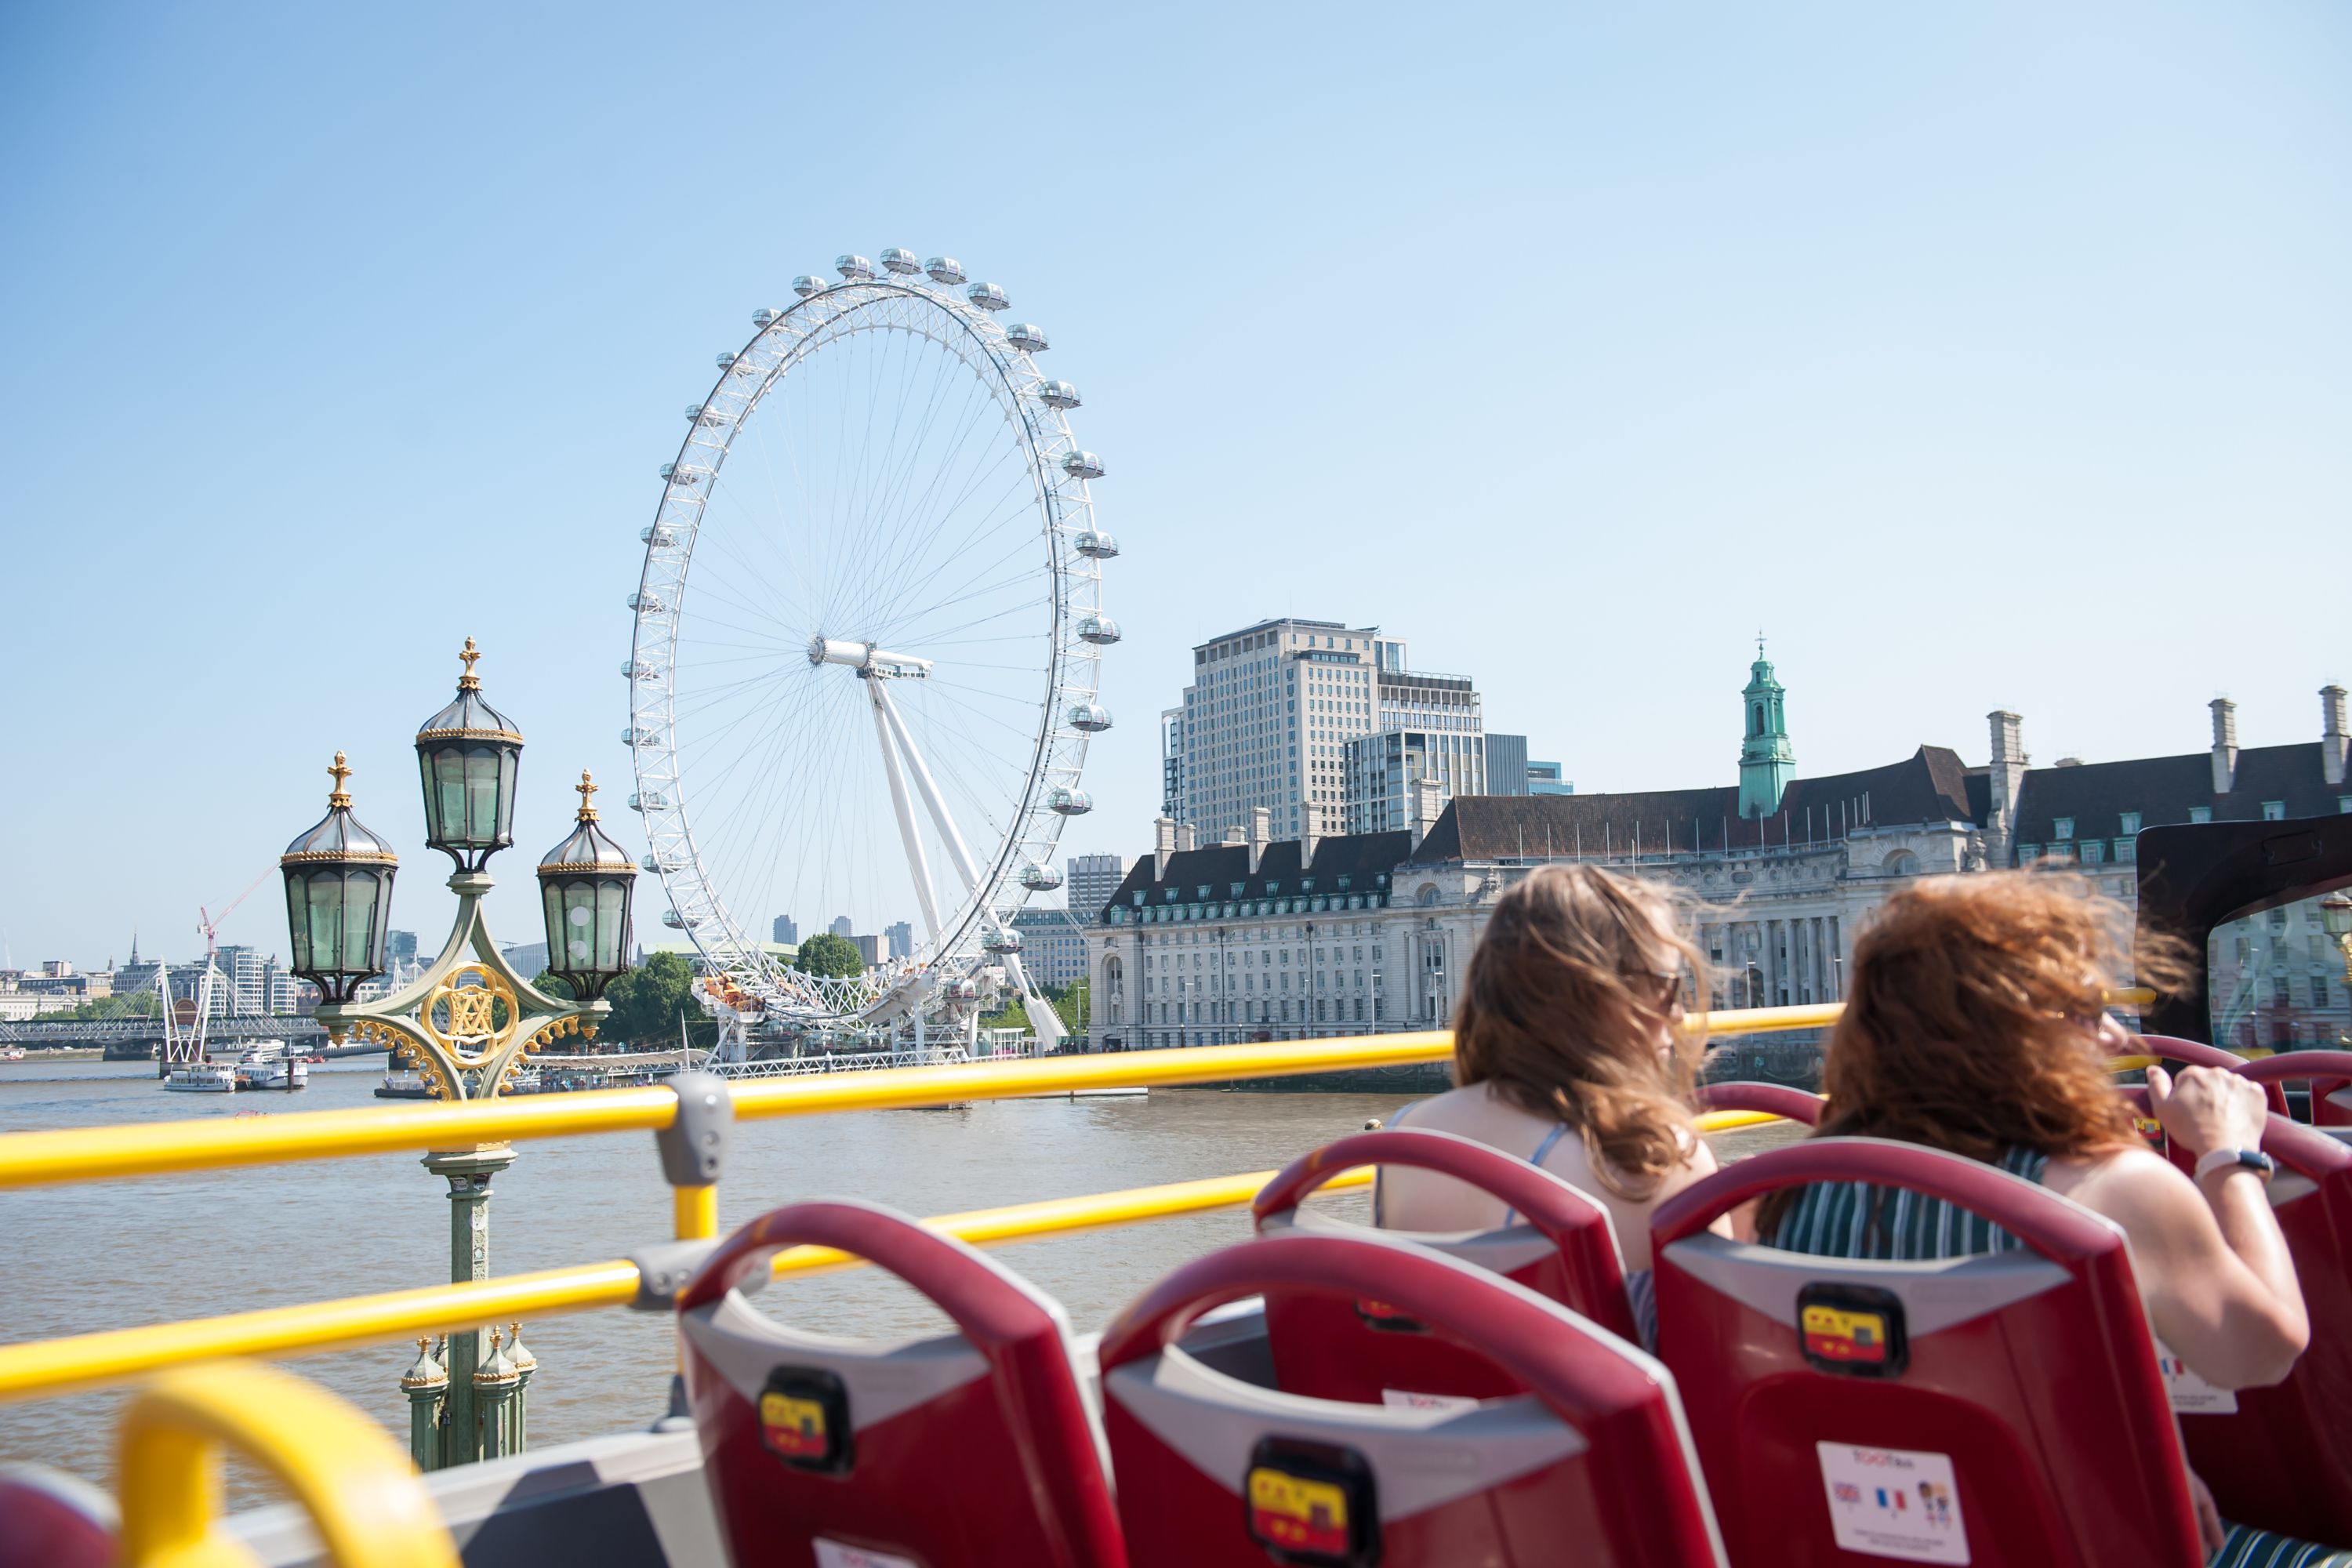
[2009,742,2346,848]
[1100,831,1416,916]
[1410,746,1979,863]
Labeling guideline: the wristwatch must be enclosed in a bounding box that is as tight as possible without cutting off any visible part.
[2192,1147,2278,1185]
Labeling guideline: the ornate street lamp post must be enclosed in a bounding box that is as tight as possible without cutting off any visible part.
[282,638,634,1471]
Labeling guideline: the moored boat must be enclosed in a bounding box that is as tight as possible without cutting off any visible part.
[162,1062,237,1093]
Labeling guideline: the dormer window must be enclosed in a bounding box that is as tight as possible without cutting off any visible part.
[1335,875,1352,891]
[1196,885,1211,898]
[1265,881,1278,895]
[2119,811,2141,835]
[2053,818,2074,841]
[1229,883,1244,898]
[1300,879,1315,892]
[2262,801,2286,822]
[2189,807,2212,824]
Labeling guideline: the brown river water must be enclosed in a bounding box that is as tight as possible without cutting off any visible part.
[0,1056,1797,1502]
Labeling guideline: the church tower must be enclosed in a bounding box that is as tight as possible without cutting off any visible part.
[1737,640,1795,820]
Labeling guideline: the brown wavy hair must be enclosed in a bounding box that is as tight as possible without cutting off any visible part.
[1451,864,1708,1197]
[1756,872,2193,1234]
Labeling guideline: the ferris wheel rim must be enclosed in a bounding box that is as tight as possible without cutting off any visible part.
[623,270,1105,1028]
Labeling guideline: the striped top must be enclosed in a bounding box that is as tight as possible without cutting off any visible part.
[1769,1146,2050,1261]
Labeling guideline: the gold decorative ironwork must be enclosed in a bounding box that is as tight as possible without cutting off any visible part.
[575,770,598,822]
[458,637,482,691]
[420,964,517,1069]
[327,752,353,808]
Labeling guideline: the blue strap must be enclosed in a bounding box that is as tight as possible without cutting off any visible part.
[1501,1124,1570,1228]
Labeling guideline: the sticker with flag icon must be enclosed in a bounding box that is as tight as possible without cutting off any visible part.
[1249,1467,1351,1557]
[1803,1303,1889,1364]
[760,1390,828,1459]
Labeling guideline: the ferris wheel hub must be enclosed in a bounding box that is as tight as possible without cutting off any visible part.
[808,636,933,679]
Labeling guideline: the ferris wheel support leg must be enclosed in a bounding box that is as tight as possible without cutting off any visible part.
[1003,951,1068,1047]
[869,681,944,942]
[872,680,982,895]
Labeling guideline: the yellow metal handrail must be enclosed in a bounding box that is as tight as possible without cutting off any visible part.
[0,1009,1846,1192]
[117,1360,459,1568]
[0,1165,1370,1404]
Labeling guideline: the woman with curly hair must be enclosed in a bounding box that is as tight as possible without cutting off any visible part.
[1376,862,1722,1347]
[1759,873,2328,1564]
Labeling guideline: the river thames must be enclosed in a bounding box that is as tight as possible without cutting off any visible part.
[0,1055,1794,1499]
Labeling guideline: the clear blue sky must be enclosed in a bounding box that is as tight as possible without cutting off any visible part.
[2,2,2346,968]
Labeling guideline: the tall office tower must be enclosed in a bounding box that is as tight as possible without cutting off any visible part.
[1177,619,1403,843]
[884,920,913,960]
[829,915,854,940]
[1158,707,1186,824]
[1342,666,1489,834]
[771,915,799,946]
[1485,734,1530,797]
[1065,853,1131,923]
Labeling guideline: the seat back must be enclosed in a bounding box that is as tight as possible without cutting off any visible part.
[1099,1230,1723,1568]
[676,1200,1124,1568]
[1650,1138,2203,1568]
[1695,1081,1824,1125]
[2172,1110,2352,1542]
[1250,1128,1633,1403]
[2238,1047,2352,1128]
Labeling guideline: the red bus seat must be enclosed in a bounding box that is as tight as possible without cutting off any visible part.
[676,1199,1125,1568]
[1695,1081,1825,1125]
[2238,1047,2352,1128]
[1249,1128,1635,1403]
[1098,1230,1725,1567]
[1650,1138,2205,1567]
[2172,1109,2352,1543]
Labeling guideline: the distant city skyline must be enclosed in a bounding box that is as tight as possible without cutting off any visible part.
[5,4,2347,963]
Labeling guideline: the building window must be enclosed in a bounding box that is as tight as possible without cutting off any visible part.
[2262,800,2286,822]
[2016,844,2040,865]
[2119,811,2142,835]
[2053,818,2074,841]
[2189,807,2212,824]
[2078,840,2105,865]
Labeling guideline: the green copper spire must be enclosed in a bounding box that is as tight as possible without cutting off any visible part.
[1737,637,1795,820]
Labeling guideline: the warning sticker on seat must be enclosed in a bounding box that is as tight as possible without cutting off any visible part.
[1381,1388,1479,1414]
[813,1541,920,1568]
[1817,1443,1969,1563]
[2156,1341,2238,1415]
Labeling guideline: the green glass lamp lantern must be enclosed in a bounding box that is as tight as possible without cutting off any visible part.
[281,752,400,1004]
[416,637,524,872]
[536,770,637,1001]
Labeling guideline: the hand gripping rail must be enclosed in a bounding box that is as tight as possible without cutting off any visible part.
[2235,1048,2352,1127]
[1650,1139,2201,1567]
[2132,1034,2292,1116]
[1096,1231,1726,1566]
[677,1200,1126,1568]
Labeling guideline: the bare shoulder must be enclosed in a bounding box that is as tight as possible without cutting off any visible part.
[2046,1145,2205,1232]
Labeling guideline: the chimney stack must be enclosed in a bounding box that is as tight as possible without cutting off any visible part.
[1247,807,1270,875]
[1174,822,1197,854]
[2324,685,2349,788]
[1152,816,1176,879]
[2210,698,2239,797]
[1985,711,2028,865]
[1409,778,1446,852]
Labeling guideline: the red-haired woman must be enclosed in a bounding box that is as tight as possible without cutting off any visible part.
[1759,874,2328,1564]
[1377,863,1723,1348]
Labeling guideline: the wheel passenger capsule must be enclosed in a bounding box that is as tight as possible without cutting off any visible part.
[925,256,966,285]
[1062,452,1104,481]
[880,249,921,275]
[836,254,874,281]
[1037,380,1081,409]
[1068,702,1112,733]
[967,281,1009,311]
[1004,323,1048,352]
[792,274,826,298]
[1077,615,1120,644]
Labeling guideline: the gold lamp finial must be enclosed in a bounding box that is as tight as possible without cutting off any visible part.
[575,769,599,821]
[459,636,482,690]
[327,751,353,808]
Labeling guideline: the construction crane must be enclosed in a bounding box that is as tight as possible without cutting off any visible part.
[157,866,274,1077]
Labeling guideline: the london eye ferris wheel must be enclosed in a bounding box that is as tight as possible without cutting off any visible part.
[623,250,1117,1044]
